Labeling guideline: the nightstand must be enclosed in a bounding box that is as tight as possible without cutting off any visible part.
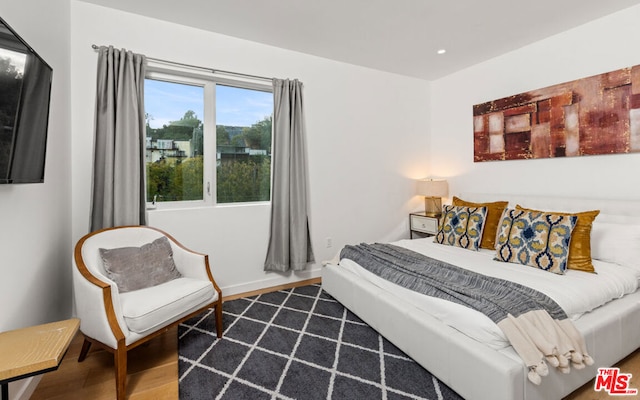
[409,212,440,239]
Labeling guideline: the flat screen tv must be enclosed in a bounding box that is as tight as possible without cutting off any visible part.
[0,15,52,184]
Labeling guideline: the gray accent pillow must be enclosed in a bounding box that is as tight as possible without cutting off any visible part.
[99,236,182,293]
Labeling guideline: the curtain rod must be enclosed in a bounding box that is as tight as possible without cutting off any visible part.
[91,44,273,82]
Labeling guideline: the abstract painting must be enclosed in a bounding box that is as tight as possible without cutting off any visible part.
[473,64,640,161]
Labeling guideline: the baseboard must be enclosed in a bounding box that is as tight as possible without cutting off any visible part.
[220,267,322,301]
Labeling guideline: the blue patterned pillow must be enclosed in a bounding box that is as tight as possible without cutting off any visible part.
[435,205,487,250]
[494,208,577,274]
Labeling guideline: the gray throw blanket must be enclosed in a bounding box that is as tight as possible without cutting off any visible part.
[340,243,593,384]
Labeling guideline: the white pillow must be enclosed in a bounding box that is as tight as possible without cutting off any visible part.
[596,213,640,225]
[591,221,640,272]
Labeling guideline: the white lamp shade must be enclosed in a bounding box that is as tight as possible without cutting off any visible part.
[416,179,448,197]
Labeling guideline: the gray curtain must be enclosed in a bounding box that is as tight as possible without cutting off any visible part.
[264,79,315,271]
[90,46,147,231]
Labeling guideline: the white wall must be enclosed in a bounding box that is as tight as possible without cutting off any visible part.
[70,1,430,296]
[0,0,72,330]
[430,5,640,201]
[0,0,72,398]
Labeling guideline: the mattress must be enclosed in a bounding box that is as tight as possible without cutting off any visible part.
[339,238,640,350]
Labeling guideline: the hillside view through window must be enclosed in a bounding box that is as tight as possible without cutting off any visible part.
[144,78,273,204]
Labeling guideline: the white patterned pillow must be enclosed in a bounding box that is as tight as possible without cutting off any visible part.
[435,205,487,251]
[494,208,577,274]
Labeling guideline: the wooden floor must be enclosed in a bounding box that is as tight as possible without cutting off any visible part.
[31,278,639,399]
[31,327,178,400]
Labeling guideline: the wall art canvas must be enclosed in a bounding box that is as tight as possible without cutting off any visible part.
[473,65,640,161]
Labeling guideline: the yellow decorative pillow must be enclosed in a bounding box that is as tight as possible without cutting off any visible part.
[452,196,508,250]
[515,205,600,273]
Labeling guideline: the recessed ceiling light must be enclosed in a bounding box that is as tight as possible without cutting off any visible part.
[437,49,446,55]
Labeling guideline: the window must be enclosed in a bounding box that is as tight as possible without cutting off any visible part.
[216,85,272,203]
[145,78,205,202]
[144,69,273,207]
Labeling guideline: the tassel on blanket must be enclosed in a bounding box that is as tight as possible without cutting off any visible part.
[527,360,549,385]
[545,350,560,367]
[528,370,541,386]
[557,353,569,368]
[498,311,595,385]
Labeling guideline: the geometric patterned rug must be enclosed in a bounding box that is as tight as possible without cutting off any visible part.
[178,284,464,400]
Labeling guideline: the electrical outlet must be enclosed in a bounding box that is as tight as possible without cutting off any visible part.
[325,237,332,248]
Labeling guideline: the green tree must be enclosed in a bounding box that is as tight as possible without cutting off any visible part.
[178,156,204,200]
[226,116,272,152]
[245,116,272,152]
[146,156,203,202]
[146,110,203,142]
[148,156,269,204]
[146,159,174,202]
[145,112,153,131]
[217,157,271,203]
[230,134,246,147]
[192,126,203,157]
[216,125,230,145]
[171,110,201,129]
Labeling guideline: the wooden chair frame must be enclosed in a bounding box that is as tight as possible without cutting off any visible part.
[73,226,223,400]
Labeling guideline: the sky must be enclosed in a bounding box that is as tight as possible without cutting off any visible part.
[145,79,273,129]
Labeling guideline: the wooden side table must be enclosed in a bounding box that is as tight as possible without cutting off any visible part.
[0,318,79,400]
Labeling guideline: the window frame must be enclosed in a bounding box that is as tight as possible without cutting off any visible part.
[144,63,273,210]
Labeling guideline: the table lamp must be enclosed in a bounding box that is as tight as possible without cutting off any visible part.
[416,178,448,216]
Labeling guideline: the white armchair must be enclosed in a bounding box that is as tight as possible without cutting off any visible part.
[72,225,222,400]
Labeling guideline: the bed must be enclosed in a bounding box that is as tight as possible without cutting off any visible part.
[321,193,640,400]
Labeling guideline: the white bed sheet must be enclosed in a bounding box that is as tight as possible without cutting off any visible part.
[338,237,640,350]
